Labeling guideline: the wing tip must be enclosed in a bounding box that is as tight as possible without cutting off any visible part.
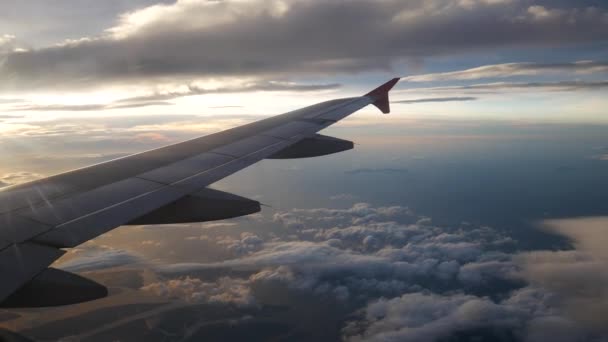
[365,78,401,98]
[365,78,401,114]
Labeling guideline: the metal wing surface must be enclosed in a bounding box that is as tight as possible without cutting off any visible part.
[0,78,400,306]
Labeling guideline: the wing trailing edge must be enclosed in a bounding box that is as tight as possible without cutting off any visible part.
[267,134,353,159]
[0,268,108,308]
[127,188,260,225]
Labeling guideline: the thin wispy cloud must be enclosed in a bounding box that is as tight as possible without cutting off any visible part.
[9,81,340,112]
[345,168,410,175]
[113,81,341,104]
[399,80,608,94]
[0,98,25,104]
[208,106,244,109]
[403,61,608,82]
[10,101,173,112]
[393,97,478,104]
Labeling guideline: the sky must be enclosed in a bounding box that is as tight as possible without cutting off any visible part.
[1,0,608,341]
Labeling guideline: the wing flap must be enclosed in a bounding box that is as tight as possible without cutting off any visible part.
[0,243,65,303]
[0,267,108,308]
[267,134,353,159]
[128,188,260,225]
[0,216,52,251]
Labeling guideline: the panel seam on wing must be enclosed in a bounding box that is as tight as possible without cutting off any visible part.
[32,139,296,232]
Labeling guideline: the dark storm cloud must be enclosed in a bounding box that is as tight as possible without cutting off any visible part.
[1,0,607,91]
[393,96,478,104]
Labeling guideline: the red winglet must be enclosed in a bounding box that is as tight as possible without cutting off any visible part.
[365,78,400,114]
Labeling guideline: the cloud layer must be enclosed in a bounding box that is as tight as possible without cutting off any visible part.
[45,202,608,341]
[1,0,607,91]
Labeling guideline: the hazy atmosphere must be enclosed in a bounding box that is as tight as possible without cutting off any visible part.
[1,0,608,341]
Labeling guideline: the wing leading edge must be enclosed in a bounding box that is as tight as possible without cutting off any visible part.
[0,78,400,307]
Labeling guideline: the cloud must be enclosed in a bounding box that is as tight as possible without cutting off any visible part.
[0,113,24,124]
[343,287,593,342]
[0,34,17,54]
[208,105,244,109]
[141,276,255,306]
[401,80,608,94]
[1,1,607,91]
[342,292,528,342]
[403,61,608,82]
[9,80,339,112]
[0,99,24,105]
[145,203,608,340]
[37,202,608,340]
[159,203,518,302]
[330,193,359,201]
[140,240,163,247]
[114,80,340,103]
[215,232,265,256]
[393,96,478,104]
[0,171,44,186]
[0,1,174,47]
[58,247,143,272]
[345,168,410,175]
[513,217,608,336]
[200,222,240,230]
[10,101,173,112]
[592,154,608,161]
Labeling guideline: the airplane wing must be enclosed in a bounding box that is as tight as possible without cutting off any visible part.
[0,78,400,307]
